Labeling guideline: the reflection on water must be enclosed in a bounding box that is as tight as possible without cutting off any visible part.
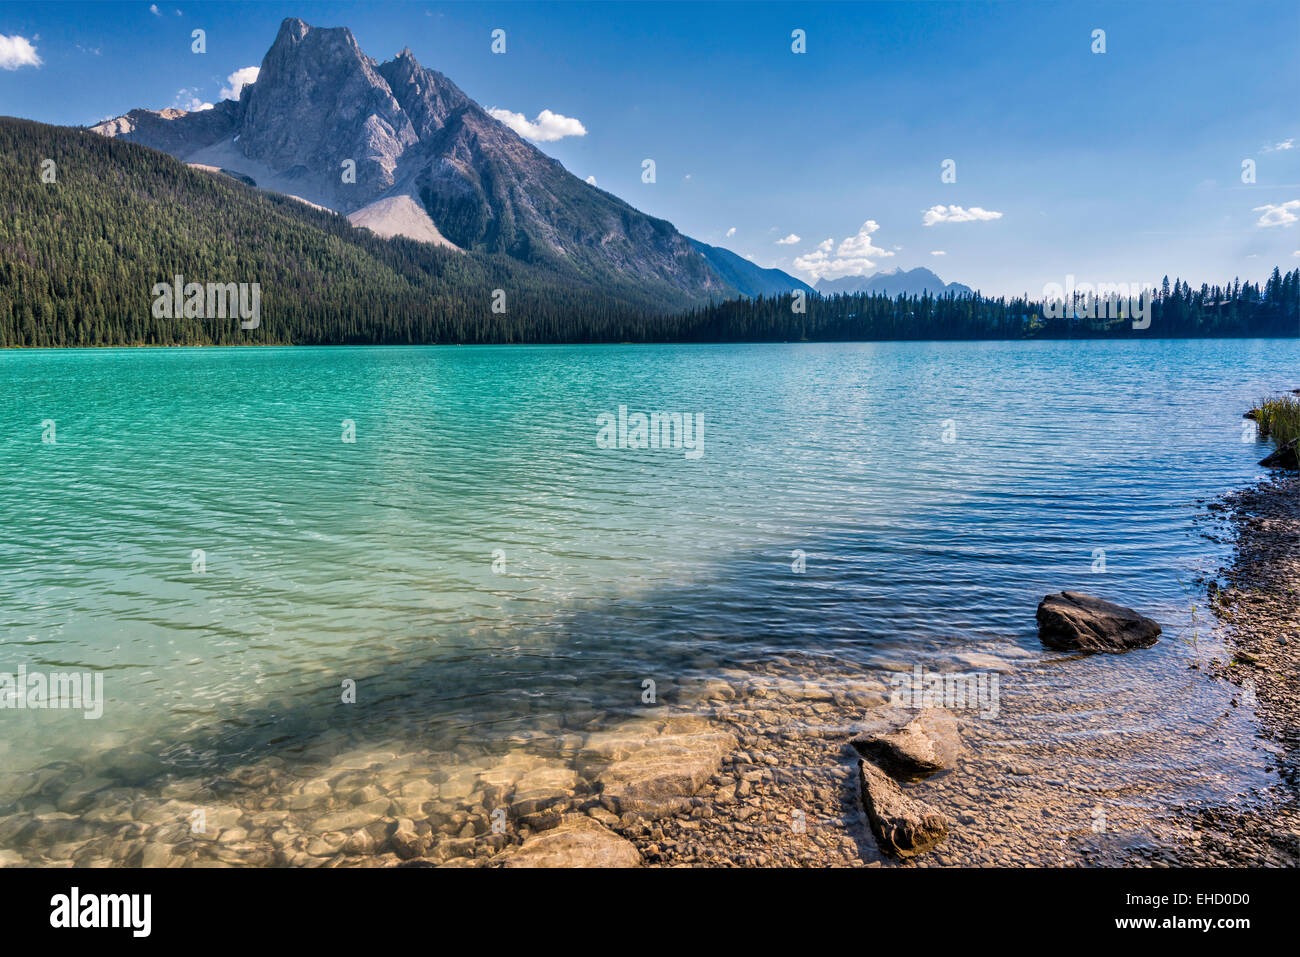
[0,339,1292,865]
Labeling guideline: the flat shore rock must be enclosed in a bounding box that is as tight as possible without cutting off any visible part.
[849,708,960,777]
[496,815,640,868]
[1036,591,1161,652]
[857,760,949,859]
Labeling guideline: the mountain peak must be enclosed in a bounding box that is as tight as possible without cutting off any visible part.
[267,17,364,62]
[87,17,734,305]
[276,17,309,41]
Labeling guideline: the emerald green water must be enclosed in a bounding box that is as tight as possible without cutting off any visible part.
[0,340,1293,827]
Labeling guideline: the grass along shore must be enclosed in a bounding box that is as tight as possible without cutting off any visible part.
[1249,394,1300,448]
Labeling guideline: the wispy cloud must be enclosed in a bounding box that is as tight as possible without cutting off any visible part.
[1254,199,1300,227]
[793,220,894,280]
[487,107,586,142]
[930,250,946,256]
[1263,138,1295,153]
[0,34,42,70]
[149,4,161,16]
[922,204,1003,226]
[776,233,800,245]
[173,88,213,112]
[220,66,259,100]
[725,227,736,238]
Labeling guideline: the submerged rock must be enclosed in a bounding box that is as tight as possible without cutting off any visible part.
[1036,591,1161,652]
[849,708,960,777]
[857,760,949,859]
[591,716,736,819]
[390,819,427,860]
[1260,439,1299,469]
[496,815,641,868]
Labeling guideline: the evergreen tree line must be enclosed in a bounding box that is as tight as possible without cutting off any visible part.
[3,117,1298,348]
[671,269,1300,343]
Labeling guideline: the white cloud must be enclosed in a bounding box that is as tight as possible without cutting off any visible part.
[1293,250,1300,257]
[173,88,213,112]
[1254,200,1300,227]
[1263,138,1295,152]
[793,221,894,280]
[585,175,597,186]
[487,107,586,142]
[922,204,1003,226]
[0,34,42,70]
[725,227,736,238]
[776,233,800,245]
[149,4,161,15]
[220,66,260,100]
[930,250,946,256]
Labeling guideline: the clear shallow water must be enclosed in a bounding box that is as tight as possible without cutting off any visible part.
[0,339,1293,855]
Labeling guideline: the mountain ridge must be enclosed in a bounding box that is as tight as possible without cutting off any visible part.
[815,266,972,298]
[88,17,805,304]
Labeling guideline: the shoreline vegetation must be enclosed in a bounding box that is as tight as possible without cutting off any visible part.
[1248,394,1300,467]
[4,118,1300,349]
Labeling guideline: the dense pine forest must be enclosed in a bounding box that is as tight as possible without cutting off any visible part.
[673,268,1300,342]
[3,117,1298,348]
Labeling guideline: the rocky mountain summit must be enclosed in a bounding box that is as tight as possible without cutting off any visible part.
[91,17,753,302]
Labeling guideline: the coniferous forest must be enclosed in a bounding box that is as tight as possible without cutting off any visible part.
[3,117,1298,349]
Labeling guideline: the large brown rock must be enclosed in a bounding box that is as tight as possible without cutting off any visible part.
[1036,591,1161,652]
[496,816,640,868]
[857,760,949,859]
[849,708,960,778]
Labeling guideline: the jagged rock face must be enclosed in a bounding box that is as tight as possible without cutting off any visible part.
[238,18,417,207]
[89,17,733,302]
[376,52,470,142]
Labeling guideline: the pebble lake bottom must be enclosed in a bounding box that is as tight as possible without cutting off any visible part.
[0,338,1293,866]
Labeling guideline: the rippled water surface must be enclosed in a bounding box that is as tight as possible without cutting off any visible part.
[0,339,1294,862]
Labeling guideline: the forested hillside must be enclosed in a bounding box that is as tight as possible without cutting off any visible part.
[0,117,691,347]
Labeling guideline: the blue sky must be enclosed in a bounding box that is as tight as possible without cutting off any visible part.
[2,1,1297,296]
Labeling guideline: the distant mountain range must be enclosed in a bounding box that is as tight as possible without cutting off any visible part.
[815,267,972,298]
[89,17,808,305]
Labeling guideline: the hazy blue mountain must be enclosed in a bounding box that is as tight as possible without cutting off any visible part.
[689,240,814,298]
[815,266,972,298]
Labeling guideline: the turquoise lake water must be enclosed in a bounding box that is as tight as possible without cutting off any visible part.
[0,339,1294,808]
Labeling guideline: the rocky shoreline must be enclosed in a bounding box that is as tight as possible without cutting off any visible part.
[1137,474,1300,866]
[0,631,1248,869]
[3,478,1298,869]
